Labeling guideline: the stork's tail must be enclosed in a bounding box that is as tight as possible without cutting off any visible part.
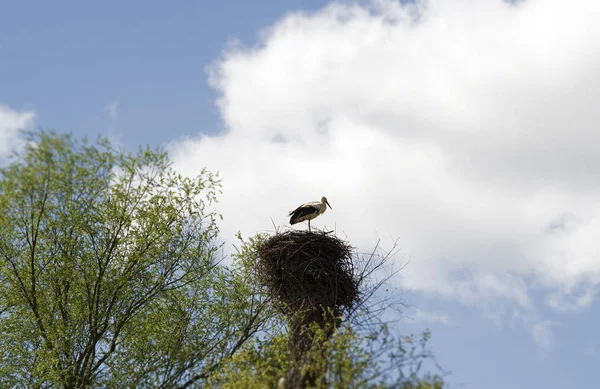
[288,207,302,223]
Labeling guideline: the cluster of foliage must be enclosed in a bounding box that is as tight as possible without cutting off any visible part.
[0,131,445,388]
[208,321,444,389]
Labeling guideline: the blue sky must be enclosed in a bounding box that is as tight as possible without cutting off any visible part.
[1,0,329,144]
[2,1,600,388]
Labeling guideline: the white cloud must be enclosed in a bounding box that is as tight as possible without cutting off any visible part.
[169,0,600,312]
[530,320,558,352]
[106,98,119,122]
[0,104,35,159]
[509,308,560,351]
[406,307,453,326]
[583,345,596,357]
[546,286,596,313]
[105,98,123,148]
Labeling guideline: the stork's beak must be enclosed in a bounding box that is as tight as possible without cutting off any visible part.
[326,200,332,209]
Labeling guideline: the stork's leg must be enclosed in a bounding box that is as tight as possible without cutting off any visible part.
[308,219,311,232]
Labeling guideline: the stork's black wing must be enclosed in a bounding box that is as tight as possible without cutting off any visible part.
[289,205,319,224]
[288,205,302,217]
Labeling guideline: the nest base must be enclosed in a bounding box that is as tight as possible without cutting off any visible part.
[257,230,360,389]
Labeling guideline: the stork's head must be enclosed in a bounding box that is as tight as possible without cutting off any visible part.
[321,196,332,209]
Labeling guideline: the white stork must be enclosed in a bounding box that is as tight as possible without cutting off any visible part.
[288,196,332,232]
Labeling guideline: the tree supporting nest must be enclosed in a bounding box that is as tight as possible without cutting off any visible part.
[257,230,360,388]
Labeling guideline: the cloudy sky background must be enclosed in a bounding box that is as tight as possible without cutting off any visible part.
[2,0,599,387]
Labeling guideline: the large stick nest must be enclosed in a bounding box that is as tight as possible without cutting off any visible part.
[256,230,359,321]
[258,230,361,388]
